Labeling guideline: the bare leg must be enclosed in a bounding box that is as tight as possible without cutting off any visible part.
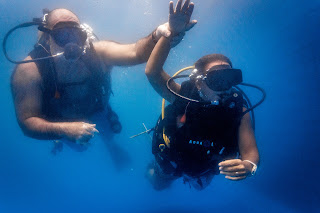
[184,169,218,190]
[105,104,122,134]
[91,109,131,171]
[145,161,180,190]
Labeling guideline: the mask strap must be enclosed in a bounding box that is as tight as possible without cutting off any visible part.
[42,8,51,22]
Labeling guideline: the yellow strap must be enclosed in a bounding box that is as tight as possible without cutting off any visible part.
[162,65,195,148]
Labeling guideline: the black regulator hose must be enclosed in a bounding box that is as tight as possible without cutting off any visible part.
[235,83,266,130]
[2,21,56,64]
[166,75,211,105]
[238,83,266,116]
[234,85,255,129]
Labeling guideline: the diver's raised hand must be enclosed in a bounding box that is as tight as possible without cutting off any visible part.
[62,122,99,144]
[218,159,253,181]
[152,0,196,46]
[169,0,197,35]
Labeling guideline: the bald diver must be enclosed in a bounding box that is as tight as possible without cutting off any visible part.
[4,1,196,170]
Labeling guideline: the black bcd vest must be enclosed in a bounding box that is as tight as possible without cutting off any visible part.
[29,42,111,120]
[152,80,246,176]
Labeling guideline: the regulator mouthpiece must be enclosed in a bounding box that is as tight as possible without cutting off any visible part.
[63,43,82,60]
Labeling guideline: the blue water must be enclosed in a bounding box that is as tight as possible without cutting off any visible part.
[0,0,319,213]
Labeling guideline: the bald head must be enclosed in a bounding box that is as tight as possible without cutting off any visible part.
[47,9,80,29]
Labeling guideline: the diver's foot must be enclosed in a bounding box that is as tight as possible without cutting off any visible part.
[107,142,131,171]
[145,161,176,191]
[111,122,122,134]
[145,162,157,184]
[107,111,122,134]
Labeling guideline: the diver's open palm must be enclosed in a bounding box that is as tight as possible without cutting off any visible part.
[169,0,196,35]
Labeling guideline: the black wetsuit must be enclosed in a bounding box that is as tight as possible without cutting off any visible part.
[152,80,246,178]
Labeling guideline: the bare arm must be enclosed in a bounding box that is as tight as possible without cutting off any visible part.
[11,58,97,142]
[145,36,181,103]
[145,0,196,103]
[94,32,157,67]
[238,108,260,166]
[94,0,196,68]
[219,108,260,180]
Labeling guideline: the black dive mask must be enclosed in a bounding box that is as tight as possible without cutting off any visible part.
[49,25,87,47]
[204,66,243,91]
[39,22,88,60]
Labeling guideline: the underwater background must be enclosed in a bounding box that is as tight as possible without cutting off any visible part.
[0,0,319,212]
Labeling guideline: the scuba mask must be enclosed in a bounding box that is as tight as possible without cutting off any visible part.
[39,22,88,60]
[189,64,243,92]
[204,67,243,91]
[43,23,88,48]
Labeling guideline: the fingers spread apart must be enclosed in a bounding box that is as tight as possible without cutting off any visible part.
[170,0,193,14]
[175,0,183,13]
[169,1,174,15]
[182,0,191,12]
[185,2,194,15]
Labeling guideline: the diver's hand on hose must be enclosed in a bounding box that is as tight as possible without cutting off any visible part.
[62,122,99,144]
[169,0,197,35]
[218,159,252,181]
